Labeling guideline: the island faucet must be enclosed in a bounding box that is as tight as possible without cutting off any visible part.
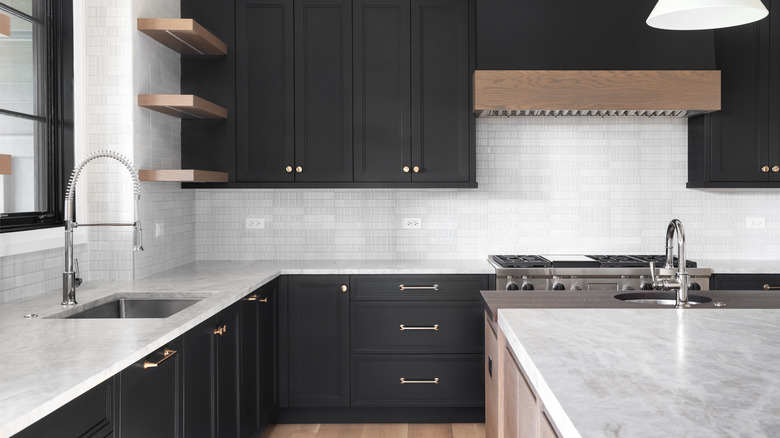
[649,219,690,308]
[63,150,143,306]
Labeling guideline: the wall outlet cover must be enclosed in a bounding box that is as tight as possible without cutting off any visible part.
[403,218,422,229]
[746,217,766,229]
[155,222,164,237]
[245,217,265,229]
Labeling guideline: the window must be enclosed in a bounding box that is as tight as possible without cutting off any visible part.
[0,0,73,233]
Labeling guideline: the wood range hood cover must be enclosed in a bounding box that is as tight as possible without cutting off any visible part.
[473,70,721,118]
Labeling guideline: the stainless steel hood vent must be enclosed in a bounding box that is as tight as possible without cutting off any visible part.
[473,70,721,118]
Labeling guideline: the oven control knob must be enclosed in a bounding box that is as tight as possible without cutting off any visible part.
[521,282,534,291]
[689,282,702,291]
[506,282,520,291]
[640,282,654,291]
[571,285,582,291]
[553,283,566,291]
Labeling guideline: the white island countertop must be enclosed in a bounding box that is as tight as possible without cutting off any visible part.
[0,259,491,438]
[499,308,780,437]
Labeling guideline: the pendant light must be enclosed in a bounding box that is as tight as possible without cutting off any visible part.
[0,12,9,38]
[647,0,768,30]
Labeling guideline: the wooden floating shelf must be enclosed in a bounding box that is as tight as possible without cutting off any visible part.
[137,18,227,55]
[0,154,11,175]
[0,13,10,38]
[139,169,228,183]
[138,94,227,119]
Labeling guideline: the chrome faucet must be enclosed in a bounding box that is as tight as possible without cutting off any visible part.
[63,150,143,306]
[649,219,690,308]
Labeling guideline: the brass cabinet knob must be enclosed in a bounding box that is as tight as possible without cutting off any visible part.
[403,166,410,173]
[412,166,420,173]
[285,166,293,173]
[296,166,303,173]
[773,166,780,173]
[340,284,348,293]
[762,165,770,173]
[213,325,227,336]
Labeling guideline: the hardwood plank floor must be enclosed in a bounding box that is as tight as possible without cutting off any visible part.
[261,424,485,438]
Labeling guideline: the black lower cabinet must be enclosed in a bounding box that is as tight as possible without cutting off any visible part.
[712,274,780,290]
[15,378,115,438]
[286,275,351,407]
[182,315,218,438]
[240,280,278,437]
[119,338,183,438]
[217,303,242,438]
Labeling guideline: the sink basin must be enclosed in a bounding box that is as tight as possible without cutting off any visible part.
[614,292,713,306]
[62,298,202,319]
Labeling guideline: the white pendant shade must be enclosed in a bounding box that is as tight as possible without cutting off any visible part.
[647,0,768,30]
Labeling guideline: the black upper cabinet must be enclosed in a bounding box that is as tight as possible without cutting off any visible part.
[353,0,412,182]
[411,0,471,182]
[287,275,350,407]
[295,0,353,182]
[687,0,779,187]
[236,0,295,182]
[476,0,715,70]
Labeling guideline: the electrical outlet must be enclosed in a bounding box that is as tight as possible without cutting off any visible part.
[245,217,265,230]
[403,218,422,229]
[155,222,164,237]
[746,217,766,229]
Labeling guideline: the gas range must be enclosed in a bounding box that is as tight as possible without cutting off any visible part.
[489,254,712,292]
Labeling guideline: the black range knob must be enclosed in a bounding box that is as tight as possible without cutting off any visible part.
[640,283,654,291]
[552,283,566,291]
[689,282,702,291]
[521,283,534,291]
[506,282,519,291]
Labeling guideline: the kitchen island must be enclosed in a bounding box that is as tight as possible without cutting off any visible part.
[497,307,780,437]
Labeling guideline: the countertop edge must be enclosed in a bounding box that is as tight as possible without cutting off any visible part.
[498,311,582,438]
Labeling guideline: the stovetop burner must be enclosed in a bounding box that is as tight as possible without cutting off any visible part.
[491,255,551,268]
[491,254,698,268]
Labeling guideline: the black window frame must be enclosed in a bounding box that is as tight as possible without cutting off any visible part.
[0,0,73,233]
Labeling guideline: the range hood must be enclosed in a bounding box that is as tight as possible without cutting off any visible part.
[473,70,721,118]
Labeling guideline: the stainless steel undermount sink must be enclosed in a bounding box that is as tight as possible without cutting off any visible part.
[614,292,713,306]
[56,297,202,319]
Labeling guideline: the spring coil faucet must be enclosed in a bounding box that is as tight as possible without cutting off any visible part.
[63,150,143,306]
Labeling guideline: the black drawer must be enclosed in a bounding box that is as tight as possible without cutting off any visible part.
[350,275,488,301]
[351,301,483,353]
[351,354,484,407]
[712,274,780,290]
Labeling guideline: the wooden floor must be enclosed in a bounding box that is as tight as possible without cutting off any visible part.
[261,423,485,438]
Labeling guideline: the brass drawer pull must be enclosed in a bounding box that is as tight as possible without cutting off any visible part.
[399,284,439,291]
[143,348,177,370]
[244,294,269,303]
[259,297,269,303]
[400,324,439,331]
[764,284,780,290]
[214,324,227,336]
[400,377,439,384]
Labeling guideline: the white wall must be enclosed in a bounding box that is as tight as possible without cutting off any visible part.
[195,117,780,261]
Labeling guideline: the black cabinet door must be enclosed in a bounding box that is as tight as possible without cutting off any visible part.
[353,0,411,182]
[236,0,295,182]
[15,378,114,438]
[182,315,218,438]
[294,0,353,182]
[709,17,770,182]
[240,280,278,437]
[287,275,350,407]
[217,303,241,438]
[411,0,471,182]
[119,338,182,438]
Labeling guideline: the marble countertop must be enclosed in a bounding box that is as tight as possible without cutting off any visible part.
[0,259,491,437]
[499,307,780,437]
